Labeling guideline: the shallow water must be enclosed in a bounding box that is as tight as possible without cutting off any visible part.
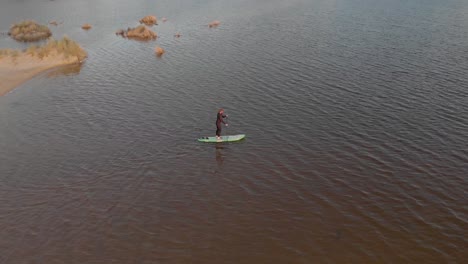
[1,0,467,263]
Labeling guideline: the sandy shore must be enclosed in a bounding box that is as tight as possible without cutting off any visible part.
[0,53,81,96]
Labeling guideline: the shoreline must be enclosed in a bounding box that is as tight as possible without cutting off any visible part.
[0,54,81,96]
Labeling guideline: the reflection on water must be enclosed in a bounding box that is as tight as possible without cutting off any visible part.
[46,63,83,78]
[215,144,224,166]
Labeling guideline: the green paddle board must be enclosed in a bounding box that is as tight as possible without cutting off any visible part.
[198,134,246,143]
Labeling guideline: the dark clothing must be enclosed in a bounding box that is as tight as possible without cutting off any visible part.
[215,113,227,136]
[216,113,227,126]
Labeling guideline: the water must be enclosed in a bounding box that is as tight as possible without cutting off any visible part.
[1,0,467,262]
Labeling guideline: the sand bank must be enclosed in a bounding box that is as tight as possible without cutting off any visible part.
[0,53,81,96]
[0,37,86,96]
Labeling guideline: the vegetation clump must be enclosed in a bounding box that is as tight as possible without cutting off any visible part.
[115,29,125,36]
[0,49,18,61]
[139,15,157,26]
[208,20,220,28]
[154,46,165,57]
[0,49,14,58]
[117,25,157,40]
[38,36,87,61]
[8,20,52,42]
[0,36,87,62]
[82,23,92,30]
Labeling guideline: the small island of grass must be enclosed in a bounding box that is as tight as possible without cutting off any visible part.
[8,20,52,42]
[117,25,157,40]
[0,36,87,96]
[128,25,157,40]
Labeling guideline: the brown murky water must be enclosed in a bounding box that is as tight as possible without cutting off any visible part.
[1,0,467,263]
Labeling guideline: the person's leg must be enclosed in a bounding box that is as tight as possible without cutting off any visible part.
[216,125,222,139]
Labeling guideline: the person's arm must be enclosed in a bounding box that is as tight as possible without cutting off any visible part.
[222,114,228,125]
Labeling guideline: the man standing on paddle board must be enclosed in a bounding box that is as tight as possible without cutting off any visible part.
[216,108,228,140]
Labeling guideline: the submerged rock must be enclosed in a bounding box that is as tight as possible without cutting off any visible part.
[9,20,52,42]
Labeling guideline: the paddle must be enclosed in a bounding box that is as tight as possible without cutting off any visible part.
[225,115,229,128]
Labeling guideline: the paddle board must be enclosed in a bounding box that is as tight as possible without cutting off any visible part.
[197,134,246,143]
